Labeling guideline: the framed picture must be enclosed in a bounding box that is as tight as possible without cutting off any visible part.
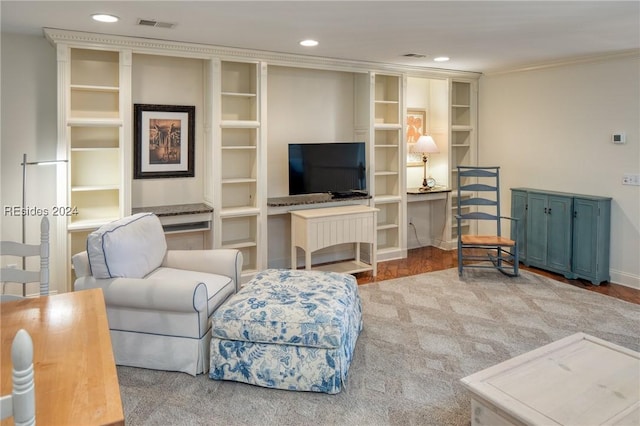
[406,108,427,166]
[134,104,195,179]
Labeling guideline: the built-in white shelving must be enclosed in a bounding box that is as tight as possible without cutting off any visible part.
[448,79,478,243]
[371,73,405,260]
[54,46,131,287]
[214,60,265,278]
[46,29,480,290]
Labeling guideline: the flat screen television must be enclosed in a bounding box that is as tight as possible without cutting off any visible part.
[288,142,367,196]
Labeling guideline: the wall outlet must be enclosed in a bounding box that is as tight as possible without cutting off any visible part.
[622,173,640,186]
[409,217,413,225]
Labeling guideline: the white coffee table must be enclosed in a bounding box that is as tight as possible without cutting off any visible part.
[461,332,640,425]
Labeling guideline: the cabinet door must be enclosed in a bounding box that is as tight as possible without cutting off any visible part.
[510,190,527,261]
[571,197,613,284]
[572,198,598,279]
[546,195,573,273]
[526,193,548,266]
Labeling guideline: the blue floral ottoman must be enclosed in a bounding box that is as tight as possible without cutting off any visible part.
[209,268,363,394]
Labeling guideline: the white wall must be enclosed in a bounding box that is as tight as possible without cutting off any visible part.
[266,66,356,197]
[1,33,62,294]
[131,54,205,208]
[479,55,640,288]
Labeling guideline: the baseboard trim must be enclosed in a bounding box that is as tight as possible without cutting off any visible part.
[610,269,640,290]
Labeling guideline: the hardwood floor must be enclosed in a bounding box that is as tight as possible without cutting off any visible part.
[354,246,640,305]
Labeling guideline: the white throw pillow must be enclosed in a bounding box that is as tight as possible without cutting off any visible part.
[87,213,167,279]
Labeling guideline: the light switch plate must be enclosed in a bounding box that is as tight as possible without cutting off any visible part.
[622,173,640,186]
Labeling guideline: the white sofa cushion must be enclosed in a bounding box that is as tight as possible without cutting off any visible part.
[87,213,167,279]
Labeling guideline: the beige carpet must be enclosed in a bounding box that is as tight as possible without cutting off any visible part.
[117,268,640,425]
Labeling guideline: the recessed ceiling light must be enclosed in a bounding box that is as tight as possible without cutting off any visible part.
[92,14,119,23]
[300,39,319,47]
[434,56,450,62]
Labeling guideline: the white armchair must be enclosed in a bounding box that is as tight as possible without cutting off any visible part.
[72,213,242,376]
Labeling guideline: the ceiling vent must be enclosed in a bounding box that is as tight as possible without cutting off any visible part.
[402,53,427,58]
[137,19,175,29]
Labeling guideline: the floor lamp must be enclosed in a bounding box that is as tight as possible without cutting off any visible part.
[20,153,67,295]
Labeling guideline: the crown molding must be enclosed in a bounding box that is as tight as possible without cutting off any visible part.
[484,49,640,76]
[43,28,480,80]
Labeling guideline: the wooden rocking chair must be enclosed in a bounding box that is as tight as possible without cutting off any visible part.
[456,166,519,277]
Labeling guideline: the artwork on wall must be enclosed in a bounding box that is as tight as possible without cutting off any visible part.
[406,108,427,166]
[134,104,195,179]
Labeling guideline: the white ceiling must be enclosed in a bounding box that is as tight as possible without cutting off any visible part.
[2,1,639,73]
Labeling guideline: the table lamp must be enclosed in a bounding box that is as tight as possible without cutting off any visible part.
[411,135,439,191]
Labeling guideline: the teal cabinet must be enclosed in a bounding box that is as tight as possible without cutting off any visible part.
[510,188,611,285]
[525,192,573,276]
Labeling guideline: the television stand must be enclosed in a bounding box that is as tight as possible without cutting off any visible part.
[291,205,379,276]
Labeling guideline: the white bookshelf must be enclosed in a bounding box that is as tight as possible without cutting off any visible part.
[371,73,405,260]
[448,79,478,243]
[56,46,131,287]
[214,60,266,278]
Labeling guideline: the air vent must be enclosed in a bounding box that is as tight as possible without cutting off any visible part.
[403,53,427,58]
[137,18,175,29]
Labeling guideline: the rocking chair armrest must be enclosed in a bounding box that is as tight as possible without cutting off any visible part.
[499,216,519,241]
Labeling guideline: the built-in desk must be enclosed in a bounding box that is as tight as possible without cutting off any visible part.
[406,187,451,249]
[132,203,214,249]
[132,202,213,232]
[291,205,379,276]
[407,186,451,201]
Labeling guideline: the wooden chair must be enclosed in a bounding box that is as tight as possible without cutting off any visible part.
[1,217,49,300]
[456,166,519,277]
[0,329,35,425]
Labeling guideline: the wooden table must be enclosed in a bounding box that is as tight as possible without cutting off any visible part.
[1,289,124,425]
[461,332,640,425]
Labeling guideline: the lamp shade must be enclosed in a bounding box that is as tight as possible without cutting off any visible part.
[411,135,439,154]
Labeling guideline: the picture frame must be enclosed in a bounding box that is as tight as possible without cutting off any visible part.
[134,104,195,179]
[406,108,427,166]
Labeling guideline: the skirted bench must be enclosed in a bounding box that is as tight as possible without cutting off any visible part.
[209,269,362,394]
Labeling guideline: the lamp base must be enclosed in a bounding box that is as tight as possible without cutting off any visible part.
[419,176,437,191]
